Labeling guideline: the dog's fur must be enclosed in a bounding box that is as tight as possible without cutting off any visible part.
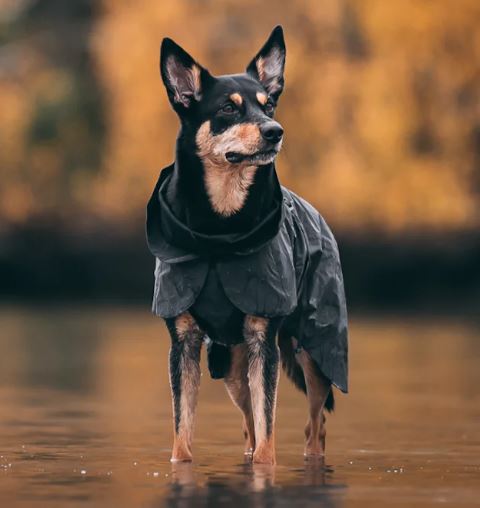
[159,26,332,465]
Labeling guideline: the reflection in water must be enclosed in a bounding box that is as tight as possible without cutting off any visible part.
[0,307,479,507]
[6,308,102,393]
[162,461,341,508]
[21,313,100,392]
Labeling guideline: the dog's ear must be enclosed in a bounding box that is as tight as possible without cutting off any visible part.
[246,25,286,99]
[160,38,212,111]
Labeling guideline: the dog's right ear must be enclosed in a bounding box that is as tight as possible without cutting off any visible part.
[160,38,212,111]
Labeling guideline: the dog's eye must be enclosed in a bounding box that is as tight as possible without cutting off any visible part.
[220,103,236,114]
[265,101,275,115]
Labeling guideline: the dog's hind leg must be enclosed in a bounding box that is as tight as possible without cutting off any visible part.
[224,343,255,456]
[295,346,331,457]
[244,316,280,465]
[165,312,204,462]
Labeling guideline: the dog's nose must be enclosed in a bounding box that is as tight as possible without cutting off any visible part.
[260,122,284,143]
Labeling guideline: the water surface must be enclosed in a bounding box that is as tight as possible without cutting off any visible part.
[0,307,479,507]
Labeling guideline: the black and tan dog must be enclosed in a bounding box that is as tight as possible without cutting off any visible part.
[146,26,348,465]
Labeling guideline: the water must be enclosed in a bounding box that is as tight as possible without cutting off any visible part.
[0,307,479,507]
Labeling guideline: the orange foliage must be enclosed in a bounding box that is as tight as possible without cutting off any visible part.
[1,0,480,234]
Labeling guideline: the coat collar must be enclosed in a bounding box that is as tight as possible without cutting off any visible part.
[146,163,286,263]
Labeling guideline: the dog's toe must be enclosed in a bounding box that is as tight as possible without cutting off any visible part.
[171,442,193,463]
[252,443,276,465]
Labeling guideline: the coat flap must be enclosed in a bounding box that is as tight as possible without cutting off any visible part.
[216,222,298,316]
[152,258,208,318]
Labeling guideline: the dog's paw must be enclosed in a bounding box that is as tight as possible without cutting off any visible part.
[171,442,193,463]
[252,442,276,465]
[303,449,325,459]
[244,447,254,456]
[170,454,193,463]
[304,430,326,458]
[304,440,325,458]
[252,453,275,465]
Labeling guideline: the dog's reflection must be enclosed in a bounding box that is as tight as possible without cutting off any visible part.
[160,458,340,508]
[249,463,276,492]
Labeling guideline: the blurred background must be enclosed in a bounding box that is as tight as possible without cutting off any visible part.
[1,3,480,505]
[1,0,480,312]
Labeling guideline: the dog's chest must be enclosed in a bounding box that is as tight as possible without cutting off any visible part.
[190,264,246,346]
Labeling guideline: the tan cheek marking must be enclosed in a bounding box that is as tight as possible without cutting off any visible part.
[195,121,263,217]
[196,121,262,161]
[235,123,262,149]
[230,93,243,106]
[196,121,215,160]
[256,92,268,106]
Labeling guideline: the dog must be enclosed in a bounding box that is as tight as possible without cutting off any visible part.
[146,25,348,465]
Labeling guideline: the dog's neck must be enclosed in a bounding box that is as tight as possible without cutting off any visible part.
[165,129,280,235]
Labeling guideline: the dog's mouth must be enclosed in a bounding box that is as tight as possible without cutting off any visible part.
[225,149,278,165]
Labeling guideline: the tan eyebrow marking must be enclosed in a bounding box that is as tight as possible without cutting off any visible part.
[230,93,243,106]
[256,92,268,105]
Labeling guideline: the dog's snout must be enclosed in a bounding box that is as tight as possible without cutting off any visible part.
[260,122,284,143]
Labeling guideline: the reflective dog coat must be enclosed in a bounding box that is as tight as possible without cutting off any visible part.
[146,164,348,393]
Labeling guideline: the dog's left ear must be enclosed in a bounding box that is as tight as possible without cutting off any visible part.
[160,37,213,111]
[246,25,286,99]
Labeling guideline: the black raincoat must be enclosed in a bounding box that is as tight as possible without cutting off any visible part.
[146,164,348,393]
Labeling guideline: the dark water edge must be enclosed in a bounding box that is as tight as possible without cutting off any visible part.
[1,222,480,313]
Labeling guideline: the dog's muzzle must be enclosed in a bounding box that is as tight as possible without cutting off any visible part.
[225,148,279,165]
[259,121,283,144]
[225,120,283,165]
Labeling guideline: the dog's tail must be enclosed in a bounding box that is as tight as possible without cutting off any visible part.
[206,339,231,379]
[278,330,335,412]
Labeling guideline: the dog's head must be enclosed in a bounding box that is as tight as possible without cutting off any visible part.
[160,26,285,169]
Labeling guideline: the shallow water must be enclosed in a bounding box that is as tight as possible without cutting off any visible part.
[0,307,479,507]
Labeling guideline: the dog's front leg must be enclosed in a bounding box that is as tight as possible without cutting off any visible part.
[165,312,203,462]
[244,316,280,465]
